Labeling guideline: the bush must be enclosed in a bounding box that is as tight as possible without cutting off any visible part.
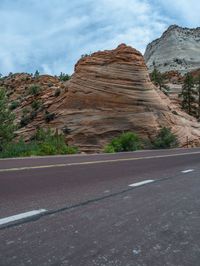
[104,145,115,153]
[104,132,141,153]
[0,128,78,158]
[62,126,71,135]
[59,72,70,81]
[0,88,16,149]
[45,112,56,123]
[20,115,32,127]
[31,100,42,110]
[38,133,77,155]
[29,84,41,96]
[152,127,178,149]
[33,127,49,141]
[22,108,30,115]
[30,110,37,120]
[0,139,40,158]
[9,101,20,110]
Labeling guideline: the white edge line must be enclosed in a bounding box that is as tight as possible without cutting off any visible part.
[129,179,155,187]
[181,169,194,174]
[0,209,47,226]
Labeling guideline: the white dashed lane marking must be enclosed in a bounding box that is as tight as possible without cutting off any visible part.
[0,209,47,227]
[181,169,194,174]
[129,180,155,187]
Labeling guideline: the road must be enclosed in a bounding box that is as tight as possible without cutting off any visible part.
[1,148,200,265]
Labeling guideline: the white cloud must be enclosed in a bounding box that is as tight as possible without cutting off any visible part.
[156,0,200,26]
[0,0,174,75]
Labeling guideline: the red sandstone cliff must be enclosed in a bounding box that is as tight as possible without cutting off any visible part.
[2,44,200,152]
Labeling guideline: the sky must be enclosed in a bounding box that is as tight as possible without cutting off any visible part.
[0,0,200,76]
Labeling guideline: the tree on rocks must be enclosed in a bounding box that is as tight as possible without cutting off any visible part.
[179,73,196,116]
[0,88,16,150]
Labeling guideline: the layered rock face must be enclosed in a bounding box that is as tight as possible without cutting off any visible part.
[57,44,200,151]
[3,44,200,152]
[144,25,200,73]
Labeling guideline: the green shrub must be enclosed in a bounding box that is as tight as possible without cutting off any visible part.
[59,72,70,81]
[20,115,32,127]
[29,84,41,96]
[22,108,30,115]
[104,132,141,153]
[0,88,16,149]
[44,112,56,123]
[31,100,42,110]
[30,110,37,120]
[152,127,178,149]
[32,128,78,155]
[62,126,71,135]
[104,144,115,153]
[0,128,78,158]
[0,139,39,158]
[9,101,20,110]
[33,127,50,141]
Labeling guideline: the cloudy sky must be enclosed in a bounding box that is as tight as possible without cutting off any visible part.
[0,0,200,75]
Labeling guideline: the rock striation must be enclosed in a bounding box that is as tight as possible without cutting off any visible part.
[57,44,200,151]
[2,44,200,152]
[144,25,200,73]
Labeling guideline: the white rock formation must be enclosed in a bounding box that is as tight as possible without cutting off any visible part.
[144,25,200,73]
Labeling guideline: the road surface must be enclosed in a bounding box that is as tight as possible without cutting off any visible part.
[1,148,200,265]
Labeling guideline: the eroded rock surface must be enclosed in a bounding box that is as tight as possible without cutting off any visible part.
[144,25,200,74]
[2,44,200,152]
[57,44,200,151]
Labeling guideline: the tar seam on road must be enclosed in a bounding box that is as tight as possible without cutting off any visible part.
[0,170,193,231]
[1,151,200,173]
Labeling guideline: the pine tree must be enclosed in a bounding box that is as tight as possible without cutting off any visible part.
[180,74,196,116]
[34,70,40,78]
[0,88,16,150]
[197,75,200,118]
[150,63,169,95]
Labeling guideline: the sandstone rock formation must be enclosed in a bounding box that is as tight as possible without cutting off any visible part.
[144,25,200,74]
[2,44,200,152]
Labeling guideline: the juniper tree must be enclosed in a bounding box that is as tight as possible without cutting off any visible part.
[180,73,196,116]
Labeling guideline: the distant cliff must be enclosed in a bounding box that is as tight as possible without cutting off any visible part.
[144,25,200,73]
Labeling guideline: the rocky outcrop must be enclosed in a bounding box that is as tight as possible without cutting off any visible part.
[144,25,200,73]
[2,44,200,152]
[54,44,200,151]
